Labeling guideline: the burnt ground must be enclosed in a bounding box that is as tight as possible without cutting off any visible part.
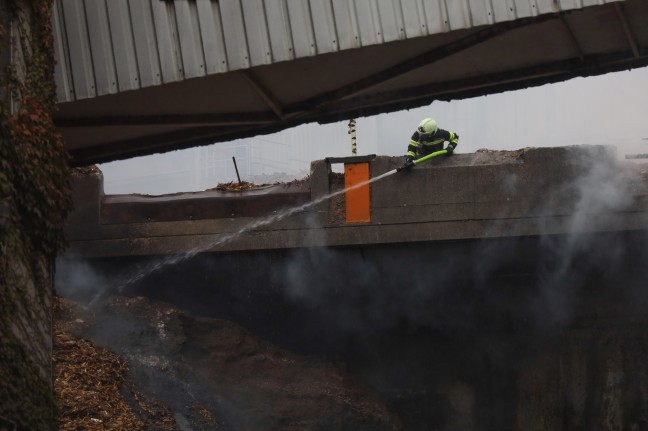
[54,296,401,431]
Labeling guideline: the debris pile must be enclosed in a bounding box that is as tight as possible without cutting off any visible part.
[54,319,178,430]
[207,180,265,191]
[206,176,310,192]
[53,296,401,430]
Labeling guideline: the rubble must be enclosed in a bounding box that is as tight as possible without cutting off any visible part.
[206,180,267,192]
[206,176,310,192]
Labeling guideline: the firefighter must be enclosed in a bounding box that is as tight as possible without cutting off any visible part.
[402,118,459,170]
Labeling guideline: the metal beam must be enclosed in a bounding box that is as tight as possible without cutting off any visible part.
[240,70,286,120]
[283,14,555,120]
[54,112,277,127]
[615,3,640,59]
[67,121,294,167]
[559,14,585,62]
[308,50,648,124]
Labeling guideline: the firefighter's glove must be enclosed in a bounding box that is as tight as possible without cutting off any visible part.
[403,156,415,170]
[446,143,457,155]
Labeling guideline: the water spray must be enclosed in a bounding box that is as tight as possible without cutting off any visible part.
[89,150,450,304]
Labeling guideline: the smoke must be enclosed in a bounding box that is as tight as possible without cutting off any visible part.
[564,147,633,234]
[532,147,635,326]
[56,256,162,307]
[442,146,642,330]
[55,258,113,303]
[54,259,256,429]
[188,146,641,345]
[58,146,644,340]
[55,147,648,428]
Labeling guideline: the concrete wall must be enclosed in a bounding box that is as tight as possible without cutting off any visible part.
[64,145,648,259]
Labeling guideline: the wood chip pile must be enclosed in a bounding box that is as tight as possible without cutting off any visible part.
[208,181,265,191]
[52,295,399,430]
[53,299,179,430]
[207,176,308,192]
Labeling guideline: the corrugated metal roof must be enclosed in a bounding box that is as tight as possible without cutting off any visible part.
[52,0,625,103]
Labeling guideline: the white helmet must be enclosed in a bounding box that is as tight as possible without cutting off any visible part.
[417,118,438,136]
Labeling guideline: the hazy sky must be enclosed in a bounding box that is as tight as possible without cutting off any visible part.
[100,66,648,195]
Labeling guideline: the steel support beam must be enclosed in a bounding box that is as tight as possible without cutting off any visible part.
[240,70,286,120]
[615,2,640,59]
[54,112,277,128]
[284,14,555,119]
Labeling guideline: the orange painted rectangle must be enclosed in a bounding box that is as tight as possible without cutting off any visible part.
[344,162,371,223]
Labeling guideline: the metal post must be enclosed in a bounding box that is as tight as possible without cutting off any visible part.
[232,156,242,184]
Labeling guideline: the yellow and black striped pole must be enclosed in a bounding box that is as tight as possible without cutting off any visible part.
[348,118,357,156]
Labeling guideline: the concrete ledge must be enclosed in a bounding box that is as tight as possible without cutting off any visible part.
[326,154,377,164]
[101,184,310,224]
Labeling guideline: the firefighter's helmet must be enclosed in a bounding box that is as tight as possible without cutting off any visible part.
[417,118,438,136]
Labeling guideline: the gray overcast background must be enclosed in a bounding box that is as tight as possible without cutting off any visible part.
[99,66,648,195]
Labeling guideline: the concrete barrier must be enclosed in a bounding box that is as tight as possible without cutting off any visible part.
[63,145,648,259]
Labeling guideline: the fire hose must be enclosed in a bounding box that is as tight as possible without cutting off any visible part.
[396,149,448,172]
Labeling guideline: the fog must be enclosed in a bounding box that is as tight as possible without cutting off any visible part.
[99,67,648,195]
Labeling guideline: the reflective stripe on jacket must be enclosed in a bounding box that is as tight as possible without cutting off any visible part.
[407,129,458,158]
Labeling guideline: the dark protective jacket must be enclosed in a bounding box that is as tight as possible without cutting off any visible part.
[406,129,459,158]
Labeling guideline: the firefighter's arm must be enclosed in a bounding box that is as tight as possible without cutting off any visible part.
[403,138,418,170]
[446,132,459,154]
[406,139,418,159]
[406,138,419,159]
